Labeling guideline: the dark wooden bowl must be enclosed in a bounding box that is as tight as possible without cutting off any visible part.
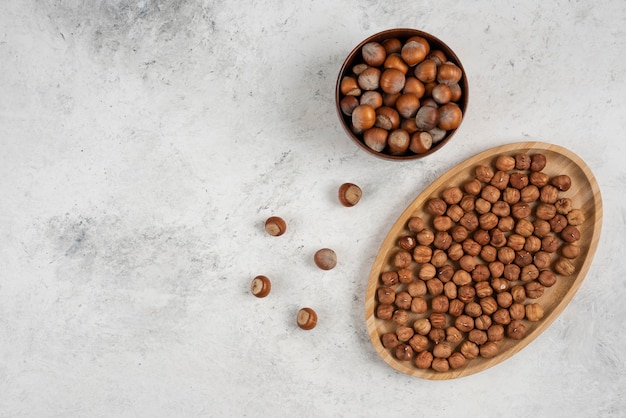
[335,28,469,161]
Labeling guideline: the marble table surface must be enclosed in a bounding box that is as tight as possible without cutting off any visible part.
[1,1,625,417]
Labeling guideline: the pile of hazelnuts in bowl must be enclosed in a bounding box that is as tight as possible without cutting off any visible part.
[335,29,468,160]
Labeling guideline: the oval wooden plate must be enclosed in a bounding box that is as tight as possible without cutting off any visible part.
[365,141,603,379]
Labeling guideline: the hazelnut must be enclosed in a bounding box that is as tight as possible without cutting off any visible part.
[475,281,493,299]
[264,216,287,236]
[548,214,568,233]
[437,264,455,282]
[429,312,447,329]
[530,154,547,171]
[533,220,552,238]
[551,174,572,191]
[509,303,526,320]
[464,179,482,195]
[495,155,516,171]
[452,269,472,286]
[460,340,480,359]
[566,209,585,226]
[492,201,511,217]
[492,278,510,294]
[538,269,557,287]
[392,309,410,326]
[520,185,540,203]
[503,264,521,281]
[561,225,581,243]
[555,198,573,215]
[496,291,513,308]
[413,245,433,263]
[431,358,450,372]
[397,268,414,284]
[357,67,381,91]
[407,279,427,297]
[381,271,399,286]
[533,251,552,269]
[475,198,491,214]
[408,216,426,233]
[525,303,545,322]
[490,229,507,248]
[458,254,477,272]
[395,291,413,310]
[447,205,465,223]
[431,295,450,313]
[433,216,453,232]
[419,263,437,281]
[382,332,400,349]
[297,307,318,330]
[489,261,505,278]
[474,314,492,331]
[431,249,449,267]
[515,219,535,237]
[340,95,359,116]
[393,249,412,269]
[529,171,550,188]
[561,243,581,259]
[426,198,447,216]
[417,229,435,246]
[251,275,272,298]
[536,203,557,220]
[497,247,516,264]
[468,329,488,345]
[362,127,387,152]
[492,308,511,325]
[480,185,500,203]
[457,285,476,303]
[442,187,464,205]
[473,229,491,246]
[450,225,469,243]
[460,195,476,212]
[515,153,531,170]
[480,296,499,315]
[479,213,499,230]
[509,172,529,189]
[506,319,527,340]
[377,287,396,304]
[540,185,559,204]
[490,171,510,190]
[338,183,362,207]
[511,202,532,219]
[525,281,545,299]
[479,341,500,358]
[414,350,434,369]
[362,42,387,66]
[464,301,483,318]
[396,325,415,342]
[448,299,465,317]
[487,324,505,342]
[447,243,464,261]
[462,238,482,256]
[524,235,542,253]
[375,106,401,130]
[445,326,463,343]
[480,245,497,263]
[410,297,428,313]
[428,328,446,344]
[511,285,527,303]
[475,165,495,183]
[397,235,417,251]
[413,317,432,335]
[507,234,526,251]
[472,264,491,282]
[376,303,395,319]
[459,212,479,231]
[502,188,521,205]
[554,258,576,276]
[388,129,411,154]
[395,343,414,361]
[433,342,453,359]
[455,315,474,332]
[514,250,533,267]
[415,106,440,131]
[520,264,539,282]
[408,334,430,352]
[444,281,458,299]
[541,235,560,253]
[448,352,467,369]
[314,248,337,270]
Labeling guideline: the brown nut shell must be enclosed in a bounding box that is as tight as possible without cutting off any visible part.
[251,275,271,298]
[297,307,318,330]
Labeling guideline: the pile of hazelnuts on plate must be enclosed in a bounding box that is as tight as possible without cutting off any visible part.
[338,36,465,156]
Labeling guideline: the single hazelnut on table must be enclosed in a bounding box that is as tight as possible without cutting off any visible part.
[338,183,362,207]
[250,275,271,298]
[314,248,337,270]
[264,216,286,236]
[297,307,318,330]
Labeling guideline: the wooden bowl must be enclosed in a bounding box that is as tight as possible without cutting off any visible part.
[335,28,468,161]
[365,142,603,379]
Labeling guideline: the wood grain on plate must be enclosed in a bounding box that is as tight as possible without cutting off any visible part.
[365,142,603,380]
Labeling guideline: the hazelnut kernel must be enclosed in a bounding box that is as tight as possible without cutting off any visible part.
[395,343,414,361]
[415,350,434,369]
[525,303,545,322]
[479,341,499,358]
[431,358,450,372]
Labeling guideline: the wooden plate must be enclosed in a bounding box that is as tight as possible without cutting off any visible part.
[365,141,603,379]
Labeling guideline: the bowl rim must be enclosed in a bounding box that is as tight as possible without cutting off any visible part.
[335,28,469,161]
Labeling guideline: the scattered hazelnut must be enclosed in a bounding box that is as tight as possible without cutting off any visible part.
[495,155,516,171]
[506,320,527,340]
[431,358,450,372]
[382,332,400,349]
[377,287,396,304]
[314,248,337,270]
[530,154,547,171]
[396,325,415,342]
[264,216,287,236]
[395,343,414,361]
[561,243,581,259]
[393,249,412,268]
[524,281,545,299]
[525,303,545,322]
[551,174,572,191]
[479,341,499,358]
[381,271,399,286]
[408,334,429,352]
[428,328,446,344]
[392,309,410,326]
[561,225,581,243]
[554,258,576,276]
[538,269,557,287]
[338,183,362,207]
[448,352,467,369]
[415,350,434,369]
[413,317,432,335]
[376,304,394,320]
[445,326,463,343]
[433,342,453,359]
[460,340,480,359]
[297,307,318,330]
[487,324,505,342]
[250,275,271,298]
[566,209,585,226]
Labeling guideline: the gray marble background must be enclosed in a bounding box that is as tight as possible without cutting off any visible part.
[1,1,625,417]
